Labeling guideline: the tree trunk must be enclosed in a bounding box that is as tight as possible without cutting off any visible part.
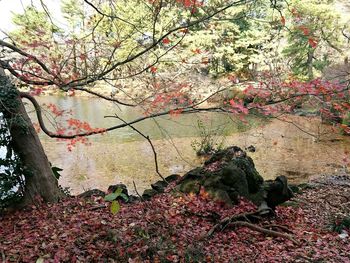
[307,48,314,80]
[0,73,64,205]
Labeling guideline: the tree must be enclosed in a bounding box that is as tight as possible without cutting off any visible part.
[282,0,345,80]
[178,0,276,78]
[0,68,64,204]
[0,0,256,206]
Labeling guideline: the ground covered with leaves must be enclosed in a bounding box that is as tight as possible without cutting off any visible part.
[1,175,350,262]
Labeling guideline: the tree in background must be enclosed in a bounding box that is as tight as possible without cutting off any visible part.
[172,0,278,78]
[283,0,345,80]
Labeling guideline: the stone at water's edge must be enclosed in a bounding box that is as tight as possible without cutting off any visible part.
[78,189,106,198]
[77,147,293,209]
[264,176,294,210]
[176,146,293,209]
[151,181,168,193]
[142,189,158,200]
[141,174,182,199]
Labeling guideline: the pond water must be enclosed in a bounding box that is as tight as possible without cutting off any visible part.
[26,96,350,195]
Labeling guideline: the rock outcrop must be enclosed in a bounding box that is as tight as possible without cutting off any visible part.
[176,146,293,210]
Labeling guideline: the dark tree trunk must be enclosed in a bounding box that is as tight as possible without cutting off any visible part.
[0,72,64,205]
[307,48,314,80]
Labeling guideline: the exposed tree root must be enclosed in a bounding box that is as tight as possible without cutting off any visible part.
[207,211,300,245]
[231,221,299,245]
[264,224,294,234]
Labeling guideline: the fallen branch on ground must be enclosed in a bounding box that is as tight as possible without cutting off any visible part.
[88,204,107,211]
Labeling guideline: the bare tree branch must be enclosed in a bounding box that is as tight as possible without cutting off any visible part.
[114,114,166,182]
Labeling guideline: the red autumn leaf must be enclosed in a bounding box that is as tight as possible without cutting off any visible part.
[150,66,157,73]
[291,8,298,16]
[162,37,170,44]
[299,25,309,36]
[68,89,76,96]
[308,38,317,48]
[183,0,192,7]
[281,16,286,26]
[30,88,43,96]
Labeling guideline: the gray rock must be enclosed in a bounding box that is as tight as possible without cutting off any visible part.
[142,189,158,200]
[206,188,233,207]
[78,189,105,198]
[175,146,293,209]
[151,180,168,193]
[264,176,294,210]
[179,180,201,194]
[165,174,181,183]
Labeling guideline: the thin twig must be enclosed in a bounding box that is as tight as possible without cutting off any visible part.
[88,204,107,211]
[114,114,166,182]
[133,181,144,201]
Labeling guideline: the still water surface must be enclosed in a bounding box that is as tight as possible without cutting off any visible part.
[27,96,350,194]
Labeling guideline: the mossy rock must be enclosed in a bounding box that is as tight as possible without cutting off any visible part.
[247,190,265,205]
[289,184,301,194]
[206,188,233,206]
[165,174,181,183]
[177,146,265,205]
[78,189,105,198]
[176,146,293,209]
[181,167,206,182]
[142,189,158,200]
[179,180,201,194]
[151,180,168,193]
[264,176,294,209]
[202,173,223,188]
[230,157,263,193]
[220,163,249,197]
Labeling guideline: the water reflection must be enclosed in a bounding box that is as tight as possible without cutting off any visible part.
[32,96,250,142]
[25,96,350,194]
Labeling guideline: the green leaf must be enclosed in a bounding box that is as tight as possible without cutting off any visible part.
[36,257,45,263]
[104,193,118,201]
[120,193,129,202]
[110,200,120,215]
[114,187,123,196]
